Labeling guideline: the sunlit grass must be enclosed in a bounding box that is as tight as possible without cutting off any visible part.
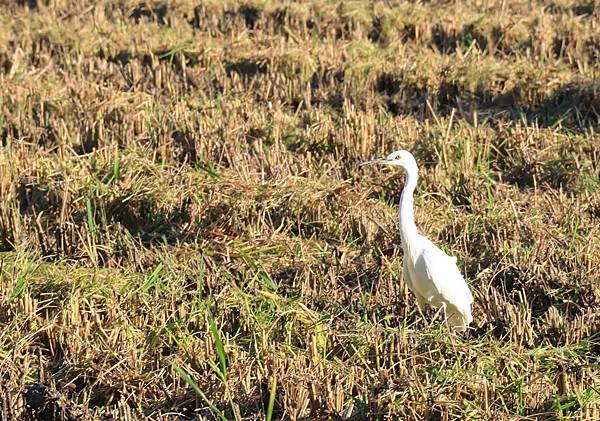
[0,0,599,418]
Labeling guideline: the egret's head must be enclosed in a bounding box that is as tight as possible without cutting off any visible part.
[362,150,418,172]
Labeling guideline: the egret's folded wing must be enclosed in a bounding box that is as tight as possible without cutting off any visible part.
[421,246,473,307]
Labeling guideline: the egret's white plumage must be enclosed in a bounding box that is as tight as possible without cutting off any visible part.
[363,150,474,331]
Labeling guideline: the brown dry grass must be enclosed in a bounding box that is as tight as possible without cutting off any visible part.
[0,0,599,419]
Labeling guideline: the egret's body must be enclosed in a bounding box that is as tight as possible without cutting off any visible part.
[364,150,473,331]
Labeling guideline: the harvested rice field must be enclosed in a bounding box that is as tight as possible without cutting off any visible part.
[0,0,599,419]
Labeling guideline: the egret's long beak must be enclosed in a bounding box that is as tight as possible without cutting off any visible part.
[360,158,389,166]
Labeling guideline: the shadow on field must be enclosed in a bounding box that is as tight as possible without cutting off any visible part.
[106,196,193,248]
[376,73,600,131]
[474,81,600,130]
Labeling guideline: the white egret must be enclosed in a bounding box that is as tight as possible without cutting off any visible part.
[363,150,473,331]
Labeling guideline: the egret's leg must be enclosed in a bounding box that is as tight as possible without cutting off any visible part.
[416,294,426,312]
[429,302,446,329]
[411,294,427,328]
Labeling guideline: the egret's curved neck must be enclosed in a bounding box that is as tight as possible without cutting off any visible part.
[399,165,419,244]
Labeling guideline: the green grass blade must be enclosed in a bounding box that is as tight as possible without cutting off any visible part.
[9,260,40,304]
[206,358,226,383]
[173,363,227,421]
[209,316,228,382]
[138,263,164,292]
[266,376,277,421]
[9,276,26,303]
[113,153,121,181]
[195,159,220,179]
[240,250,277,290]
[85,197,95,239]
